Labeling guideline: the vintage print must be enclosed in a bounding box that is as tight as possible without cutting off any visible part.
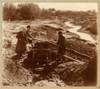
[2,2,98,87]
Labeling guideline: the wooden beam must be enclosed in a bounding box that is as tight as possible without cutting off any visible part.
[65,48,92,59]
[63,55,85,64]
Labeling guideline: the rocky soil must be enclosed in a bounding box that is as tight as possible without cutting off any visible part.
[2,19,97,86]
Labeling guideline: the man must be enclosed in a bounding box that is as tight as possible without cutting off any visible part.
[16,25,33,59]
[57,31,66,61]
[15,28,27,59]
[26,25,33,44]
[25,25,34,51]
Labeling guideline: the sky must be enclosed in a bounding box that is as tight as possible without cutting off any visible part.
[12,2,98,12]
[34,3,98,12]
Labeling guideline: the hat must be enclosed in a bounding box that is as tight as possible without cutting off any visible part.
[27,25,31,28]
[58,31,62,34]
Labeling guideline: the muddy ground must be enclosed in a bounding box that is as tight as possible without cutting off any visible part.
[2,19,97,86]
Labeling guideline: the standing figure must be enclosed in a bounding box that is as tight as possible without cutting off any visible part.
[57,31,66,61]
[15,28,27,59]
[26,25,34,47]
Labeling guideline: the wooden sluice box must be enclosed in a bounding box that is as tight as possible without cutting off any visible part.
[27,42,58,64]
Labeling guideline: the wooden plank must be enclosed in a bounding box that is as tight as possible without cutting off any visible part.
[63,55,85,64]
[65,48,92,59]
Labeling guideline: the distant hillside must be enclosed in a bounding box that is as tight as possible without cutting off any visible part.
[88,22,97,35]
[79,21,97,35]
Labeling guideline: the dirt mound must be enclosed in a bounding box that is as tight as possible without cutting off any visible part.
[2,20,97,86]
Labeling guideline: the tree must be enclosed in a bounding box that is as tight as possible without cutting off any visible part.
[3,3,17,21]
[18,3,41,20]
[41,9,49,18]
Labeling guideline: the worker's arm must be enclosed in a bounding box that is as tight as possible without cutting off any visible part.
[28,31,36,40]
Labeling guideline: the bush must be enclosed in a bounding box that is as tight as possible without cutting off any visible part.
[3,3,41,21]
[18,3,41,20]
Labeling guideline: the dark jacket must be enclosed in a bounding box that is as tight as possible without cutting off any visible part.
[15,31,27,53]
[57,35,66,54]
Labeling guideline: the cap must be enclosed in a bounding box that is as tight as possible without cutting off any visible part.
[27,25,31,28]
[58,31,62,34]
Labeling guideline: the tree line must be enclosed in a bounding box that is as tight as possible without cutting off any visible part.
[3,3,97,21]
[3,3,41,20]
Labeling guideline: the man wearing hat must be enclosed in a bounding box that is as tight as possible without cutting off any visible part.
[15,25,33,59]
[26,25,33,44]
[57,31,66,61]
[25,25,35,51]
[15,27,27,59]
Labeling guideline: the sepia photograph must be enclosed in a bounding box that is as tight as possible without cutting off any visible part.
[2,2,98,87]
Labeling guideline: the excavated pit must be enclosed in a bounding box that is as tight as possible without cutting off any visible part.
[2,20,97,86]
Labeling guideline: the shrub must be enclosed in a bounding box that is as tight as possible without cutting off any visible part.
[17,3,41,20]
